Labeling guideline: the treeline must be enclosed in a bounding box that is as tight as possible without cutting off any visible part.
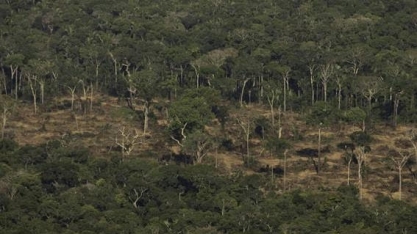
[0,0,417,125]
[1,138,417,233]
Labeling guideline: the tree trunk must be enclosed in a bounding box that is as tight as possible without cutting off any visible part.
[191,63,200,89]
[266,90,277,127]
[259,75,264,104]
[309,65,315,105]
[95,61,100,89]
[246,125,250,163]
[358,160,362,200]
[11,65,18,100]
[337,83,342,110]
[367,97,372,112]
[240,78,250,107]
[393,94,400,129]
[320,63,333,103]
[68,86,76,111]
[347,160,351,185]
[282,74,289,112]
[143,101,150,135]
[89,83,93,112]
[355,146,367,200]
[317,126,321,174]
[284,150,288,191]
[39,80,45,104]
[278,105,282,139]
[110,53,118,82]
[399,167,402,200]
[28,75,38,114]
[238,119,251,165]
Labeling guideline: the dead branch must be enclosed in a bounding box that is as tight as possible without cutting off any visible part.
[170,122,188,147]
[115,126,142,158]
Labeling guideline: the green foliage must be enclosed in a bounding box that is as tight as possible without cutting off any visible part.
[343,107,367,125]
[109,106,138,122]
[168,88,218,136]
[0,138,18,154]
[254,116,270,138]
[349,131,372,147]
[41,162,80,193]
[306,101,340,126]
[0,138,417,233]
[2,0,417,232]
[266,136,290,158]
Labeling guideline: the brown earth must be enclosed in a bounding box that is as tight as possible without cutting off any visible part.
[5,94,417,204]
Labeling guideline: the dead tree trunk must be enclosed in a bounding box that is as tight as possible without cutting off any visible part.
[308,64,316,105]
[283,149,288,191]
[355,146,367,200]
[347,153,353,186]
[115,127,142,160]
[143,101,150,136]
[282,70,290,112]
[390,149,411,201]
[27,74,38,114]
[240,78,251,107]
[266,89,279,127]
[392,92,401,129]
[191,63,200,89]
[67,86,77,111]
[238,118,251,165]
[108,52,119,83]
[320,63,333,103]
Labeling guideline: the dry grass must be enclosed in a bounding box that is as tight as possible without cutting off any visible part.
[6,95,417,204]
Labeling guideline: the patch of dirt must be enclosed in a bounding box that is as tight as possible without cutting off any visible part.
[6,94,417,204]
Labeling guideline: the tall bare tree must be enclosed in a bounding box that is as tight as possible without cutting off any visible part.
[279,66,291,112]
[237,118,252,165]
[357,76,382,111]
[354,146,368,200]
[115,127,142,160]
[265,84,280,127]
[388,148,411,200]
[308,63,316,105]
[319,63,334,103]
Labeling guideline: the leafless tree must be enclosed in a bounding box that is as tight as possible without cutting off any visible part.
[388,148,411,200]
[115,127,142,160]
[354,146,368,200]
[237,118,252,165]
[319,63,334,103]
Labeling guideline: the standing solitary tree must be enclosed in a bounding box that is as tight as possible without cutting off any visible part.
[319,63,334,103]
[388,147,411,201]
[354,146,369,200]
[337,142,356,186]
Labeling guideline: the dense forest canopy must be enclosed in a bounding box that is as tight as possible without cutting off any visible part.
[0,0,416,118]
[2,0,417,233]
